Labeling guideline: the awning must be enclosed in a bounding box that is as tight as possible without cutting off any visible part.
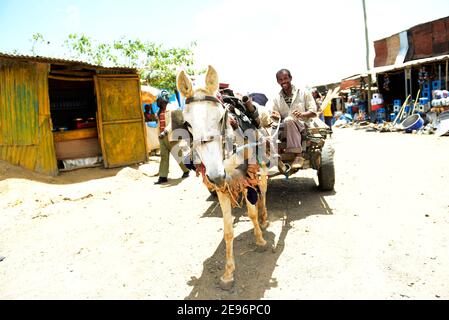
[351,54,449,78]
[339,54,449,89]
[340,74,375,90]
[372,54,449,74]
[141,85,159,104]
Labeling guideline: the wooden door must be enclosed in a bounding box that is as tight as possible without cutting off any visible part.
[94,75,148,168]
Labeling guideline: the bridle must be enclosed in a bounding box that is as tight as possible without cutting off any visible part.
[185,94,229,148]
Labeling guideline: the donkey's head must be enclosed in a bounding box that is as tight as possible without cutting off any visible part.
[177,66,227,187]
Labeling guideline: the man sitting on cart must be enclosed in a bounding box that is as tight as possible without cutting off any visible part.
[267,69,318,169]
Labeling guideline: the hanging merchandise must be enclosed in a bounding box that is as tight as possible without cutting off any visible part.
[429,65,437,81]
[418,66,429,85]
[359,76,366,89]
[383,74,390,91]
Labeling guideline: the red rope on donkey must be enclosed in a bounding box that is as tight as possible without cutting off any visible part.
[196,163,260,208]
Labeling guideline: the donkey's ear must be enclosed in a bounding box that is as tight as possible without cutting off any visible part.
[205,65,219,95]
[177,70,194,98]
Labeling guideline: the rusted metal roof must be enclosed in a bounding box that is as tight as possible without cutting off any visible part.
[0,52,137,72]
[406,16,449,61]
[374,16,449,67]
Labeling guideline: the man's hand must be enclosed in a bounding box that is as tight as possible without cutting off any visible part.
[229,116,239,130]
[271,111,280,120]
[293,110,316,120]
[158,130,167,139]
[292,110,304,119]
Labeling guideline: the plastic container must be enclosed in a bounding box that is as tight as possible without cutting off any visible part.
[377,108,386,123]
[432,80,441,90]
[401,114,424,132]
[419,97,429,105]
[390,113,396,122]
[433,90,443,99]
[422,90,431,99]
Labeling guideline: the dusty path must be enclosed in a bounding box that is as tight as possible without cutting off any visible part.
[1,128,449,299]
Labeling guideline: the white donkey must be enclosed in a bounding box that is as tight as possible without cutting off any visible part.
[177,66,270,290]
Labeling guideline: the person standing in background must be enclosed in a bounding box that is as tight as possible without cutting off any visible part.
[322,97,336,135]
[154,90,190,185]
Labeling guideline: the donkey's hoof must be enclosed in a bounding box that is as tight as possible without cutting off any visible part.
[219,277,234,291]
[255,242,269,252]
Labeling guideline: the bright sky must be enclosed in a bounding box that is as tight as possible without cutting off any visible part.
[1,0,448,96]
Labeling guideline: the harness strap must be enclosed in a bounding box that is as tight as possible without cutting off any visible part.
[185,95,222,105]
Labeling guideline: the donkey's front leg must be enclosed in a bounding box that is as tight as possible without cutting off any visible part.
[216,191,235,290]
[244,189,267,251]
[258,169,269,230]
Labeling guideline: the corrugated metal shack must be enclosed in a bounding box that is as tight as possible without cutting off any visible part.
[0,53,148,175]
[348,16,449,110]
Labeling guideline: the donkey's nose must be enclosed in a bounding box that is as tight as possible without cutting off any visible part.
[206,173,226,187]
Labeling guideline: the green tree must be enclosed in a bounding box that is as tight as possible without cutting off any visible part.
[63,34,118,66]
[58,33,202,92]
[139,41,201,92]
[30,33,50,55]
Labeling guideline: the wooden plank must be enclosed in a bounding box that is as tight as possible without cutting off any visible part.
[102,119,142,125]
[48,75,93,81]
[54,137,101,160]
[50,70,95,77]
[94,74,138,78]
[53,128,98,142]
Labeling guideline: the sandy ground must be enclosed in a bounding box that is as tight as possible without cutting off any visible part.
[1,128,449,300]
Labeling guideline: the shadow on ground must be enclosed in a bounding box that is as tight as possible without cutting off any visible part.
[185,175,335,300]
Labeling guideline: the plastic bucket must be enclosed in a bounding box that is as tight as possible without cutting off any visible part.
[390,113,396,122]
[377,108,386,123]
[401,114,424,132]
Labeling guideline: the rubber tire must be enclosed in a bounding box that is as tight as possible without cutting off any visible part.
[318,143,335,191]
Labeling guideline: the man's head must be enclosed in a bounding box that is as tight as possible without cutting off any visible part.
[156,89,170,108]
[144,104,151,113]
[276,69,293,92]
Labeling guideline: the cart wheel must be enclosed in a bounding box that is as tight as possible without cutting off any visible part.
[318,143,335,191]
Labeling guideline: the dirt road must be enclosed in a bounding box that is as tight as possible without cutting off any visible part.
[1,128,449,299]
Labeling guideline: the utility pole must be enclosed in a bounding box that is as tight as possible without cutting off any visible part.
[362,0,372,118]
